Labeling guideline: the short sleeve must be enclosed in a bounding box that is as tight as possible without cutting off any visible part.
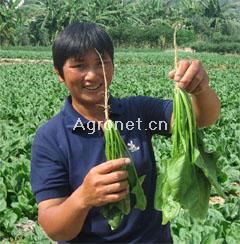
[139,96,173,136]
[30,128,70,203]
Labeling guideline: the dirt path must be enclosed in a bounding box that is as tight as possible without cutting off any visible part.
[0,58,52,65]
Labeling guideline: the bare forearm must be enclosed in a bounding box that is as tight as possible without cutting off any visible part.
[38,188,90,241]
[192,87,220,127]
[38,159,129,241]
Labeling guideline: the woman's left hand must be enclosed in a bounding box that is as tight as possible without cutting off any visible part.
[168,59,210,95]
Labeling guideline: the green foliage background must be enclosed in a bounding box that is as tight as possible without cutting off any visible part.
[0,49,239,242]
[1,0,240,53]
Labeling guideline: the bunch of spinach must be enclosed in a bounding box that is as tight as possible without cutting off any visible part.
[154,25,225,224]
[102,120,146,230]
[96,50,146,230]
[154,87,225,224]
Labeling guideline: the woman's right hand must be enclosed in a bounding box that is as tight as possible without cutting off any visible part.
[77,158,130,208]
[37,159,130,241]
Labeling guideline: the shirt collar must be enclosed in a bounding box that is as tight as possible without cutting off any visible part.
[62,95,124,129]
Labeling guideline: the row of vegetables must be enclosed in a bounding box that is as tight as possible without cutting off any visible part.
[0,49,239,243]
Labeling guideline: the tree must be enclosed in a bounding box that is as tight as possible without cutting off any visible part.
[0,0,23,45]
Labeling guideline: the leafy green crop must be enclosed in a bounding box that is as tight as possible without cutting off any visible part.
[95,51,146,230]
[154,88,225,224]
[0,157,51,242]
[102,120,146,230]
[0,50,239,243]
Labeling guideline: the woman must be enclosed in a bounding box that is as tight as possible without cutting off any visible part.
[31,22,220,243]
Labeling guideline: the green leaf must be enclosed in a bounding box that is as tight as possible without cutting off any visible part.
[3,209,18,230]
[161,195,181,225]
[194,137,225,198]
[0,177,7,199]
[0,199,7,212]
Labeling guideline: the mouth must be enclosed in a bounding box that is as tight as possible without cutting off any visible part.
[84,83,103,91]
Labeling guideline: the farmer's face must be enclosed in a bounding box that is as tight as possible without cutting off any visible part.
[57,49,113,106]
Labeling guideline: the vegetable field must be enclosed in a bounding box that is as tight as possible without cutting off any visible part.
[0,49,239,243]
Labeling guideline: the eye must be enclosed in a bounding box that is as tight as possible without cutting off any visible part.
[72,64,86,70]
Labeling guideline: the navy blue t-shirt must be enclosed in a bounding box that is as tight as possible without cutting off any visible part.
[31,95,173,243]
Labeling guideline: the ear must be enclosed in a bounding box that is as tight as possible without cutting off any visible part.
[54,67,64,82]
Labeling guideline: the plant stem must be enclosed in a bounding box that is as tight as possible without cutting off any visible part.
[95,49,109,121]
[173,24,178,70]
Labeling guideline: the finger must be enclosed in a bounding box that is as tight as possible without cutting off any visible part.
[183,70,202,93]
[177,60,202,89]
[190,77,210,95]
[102,170,128,184]
[97,158,131,174]
[168,70,175,79]
[104,189,129,203]
[104,180,129,194]
[174,60,191,82]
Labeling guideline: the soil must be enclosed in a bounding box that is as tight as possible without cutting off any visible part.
[0,58,51,65]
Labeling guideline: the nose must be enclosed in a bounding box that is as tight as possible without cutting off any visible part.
[84,68,98,81]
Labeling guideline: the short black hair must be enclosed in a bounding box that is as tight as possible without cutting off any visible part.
[52,22,114,78]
